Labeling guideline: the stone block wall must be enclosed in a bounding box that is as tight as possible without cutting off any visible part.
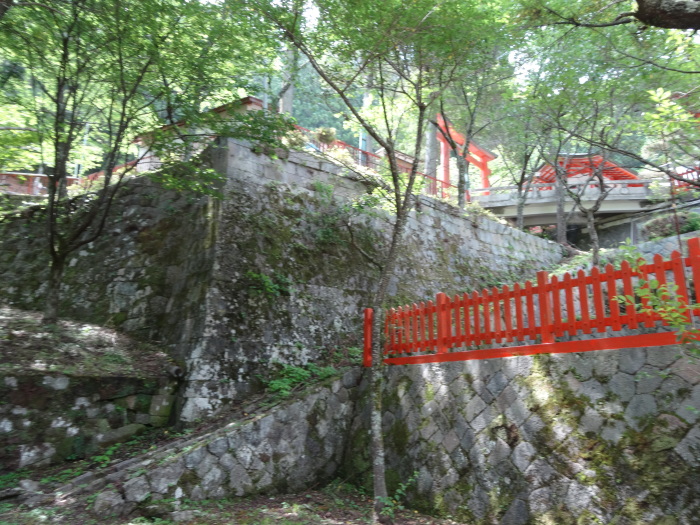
[0,141,563,422]
[180,139,563,420]
[633,231,700,260]
[0,374,177,470]
[58,370,363,518]
[0,178,218,365]
[343,346,700,524]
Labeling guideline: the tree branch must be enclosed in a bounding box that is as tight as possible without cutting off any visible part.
[544,6,637,28]
[345,221,383,271]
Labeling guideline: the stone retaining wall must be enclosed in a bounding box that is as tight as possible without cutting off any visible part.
[633,231,700,260]
[0,141,563,422]
[0,178,218,367]
[35,370,362,519]
[0,374,177,470]
[180,140,563,420]
[343,346,700,524]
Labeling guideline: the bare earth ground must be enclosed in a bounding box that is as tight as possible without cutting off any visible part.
[0,306,467,525]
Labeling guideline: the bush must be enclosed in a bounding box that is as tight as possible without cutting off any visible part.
[315,127,337,145]
[643,211,700,239]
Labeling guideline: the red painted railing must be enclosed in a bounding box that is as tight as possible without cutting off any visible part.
[294,126,458,200]
[363,238,700,366]
[672,168,700,190]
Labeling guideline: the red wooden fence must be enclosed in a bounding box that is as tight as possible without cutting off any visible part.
[363,237,700,366]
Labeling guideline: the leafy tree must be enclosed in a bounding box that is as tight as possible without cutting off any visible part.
[434,25,516,208]
[0,0,291,323]
[492,15,700,253]
[491,100,549,230]
[248,0,498,521]
[292,63,358,144]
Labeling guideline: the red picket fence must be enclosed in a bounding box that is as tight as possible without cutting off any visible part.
[363,237,700,366]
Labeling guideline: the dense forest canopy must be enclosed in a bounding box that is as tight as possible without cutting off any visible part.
[1,0,700,274]
[0,0,698,184]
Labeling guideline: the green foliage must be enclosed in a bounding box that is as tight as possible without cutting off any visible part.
[145,161,226,199]
[307,182,348,246]
[148,110,296,166]
[644,212,700,240]
[315,127,337,145]
[261,363,339,399]
[0,469,29,490]
[463,201,508,225]
[39,466,86,485]
[311,181,334,201]
[615,244,700,359]
[245,271,293,298]
[377,471,419,519]
[291,65,357,145]
[551,239,642,276]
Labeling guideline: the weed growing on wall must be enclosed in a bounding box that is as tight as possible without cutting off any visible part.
[245,271,294,298]
[377,471,419,520]
[259,363,338,400]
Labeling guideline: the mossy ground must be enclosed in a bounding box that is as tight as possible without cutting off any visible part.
[0,306,174,377]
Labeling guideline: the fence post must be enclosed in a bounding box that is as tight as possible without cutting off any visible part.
[436,292,450,353]
[689,238,700,318]
[537,271,554,344]
[363,308,373,367]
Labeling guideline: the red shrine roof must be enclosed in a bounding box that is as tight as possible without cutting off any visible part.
[536,154,639,183]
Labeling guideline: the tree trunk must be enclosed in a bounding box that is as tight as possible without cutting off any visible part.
[456,155,469,209]
[516,190,526,230]
[636,0,700,29]
[370,337,388,522]
[278,47,297,115]
[44,256,64,325]
[369,206,412,525]
[555,171,567,245]
[587,209,600,267]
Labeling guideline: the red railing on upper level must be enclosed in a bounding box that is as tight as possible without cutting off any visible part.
[363,237,700,366]
[672,168,700,190]
[294,126,458,200]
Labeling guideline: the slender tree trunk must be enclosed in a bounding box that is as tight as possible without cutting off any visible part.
[555,170,567,245]
[370,335,388,522]
[44,256,64,325]
[516,190,526,230]
[456,156,471,209]
[587,209,600,266]
[278,47,297,115]
[369,207,411,525]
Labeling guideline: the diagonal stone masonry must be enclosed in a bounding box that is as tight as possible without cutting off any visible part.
[8,370,362,520]
[7,343,699,523]
[346,345,700,524]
